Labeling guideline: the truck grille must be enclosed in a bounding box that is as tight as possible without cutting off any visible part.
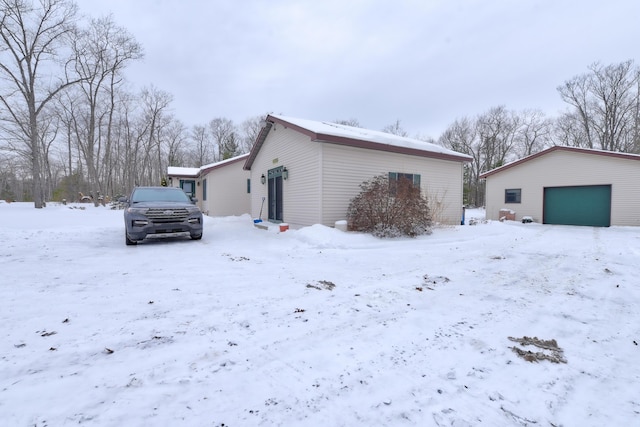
[145,208,190,223]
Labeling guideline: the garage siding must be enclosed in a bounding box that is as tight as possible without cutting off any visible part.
[484,149,640,226]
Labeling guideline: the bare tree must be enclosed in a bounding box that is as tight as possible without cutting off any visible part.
[557,60,639,152]
[382,119,408,137]
[0,151,24,200]
[139,86,173,185]
[413,133,437,144]
[334,118,361,127]
[632,67,640,153]
[209,117,236,161]
[164,118,188,167]
[189,125,213,167]
[35,106,61,200]
[56,88,92,200]
[439,107,547,206]
[439,117,481,206]
[476,106,519,170]
[70,15,142,204]
[590,61,638,152]
[557,71,594,148]
[113,90,141,192]
[515,109,552,157]
[0,0,82,207]
[239,114,264,153]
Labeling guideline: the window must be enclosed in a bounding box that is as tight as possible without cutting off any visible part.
[389,172,421,196]
[202,179,207,201]
[247,178,251,193]
[180,179,195,198]
[505,188,521,203]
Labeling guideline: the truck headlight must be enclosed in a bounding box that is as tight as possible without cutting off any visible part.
[127,207,148,214]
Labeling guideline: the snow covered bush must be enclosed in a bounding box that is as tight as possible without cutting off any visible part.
[347,174,432,238]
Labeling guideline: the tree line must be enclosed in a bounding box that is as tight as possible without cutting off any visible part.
[1,1,638,208]
[0,0,261,206]
[438,60,640,206]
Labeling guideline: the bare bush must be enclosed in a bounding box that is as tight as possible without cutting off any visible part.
[347,174,432,238]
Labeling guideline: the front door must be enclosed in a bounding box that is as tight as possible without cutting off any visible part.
[268,166,283,222]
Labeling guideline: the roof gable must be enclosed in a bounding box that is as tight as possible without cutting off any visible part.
[479,146,640,179]
[244,114,471,169]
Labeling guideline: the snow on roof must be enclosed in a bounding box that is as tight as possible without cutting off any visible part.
[167,166,199,177]
[270,114,471,160]
[200,153,250,171]
[168,153,250,177]
[480,145,640,178]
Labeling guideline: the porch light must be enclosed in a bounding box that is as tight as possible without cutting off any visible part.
[261,174,266,184]
[283,167,288,180]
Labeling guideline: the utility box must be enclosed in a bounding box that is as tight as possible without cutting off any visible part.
[335,220,348,232]
[499,209,516,221]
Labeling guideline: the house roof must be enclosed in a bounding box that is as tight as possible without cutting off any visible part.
[243,114,472,169]
[167,166,200,177]
[479,146,640,179]
[200,153,249,175]
[168,154,250,178]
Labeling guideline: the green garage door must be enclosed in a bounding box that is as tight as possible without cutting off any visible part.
[543,185,611,227]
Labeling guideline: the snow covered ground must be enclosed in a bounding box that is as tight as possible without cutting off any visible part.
[1,201,638,426]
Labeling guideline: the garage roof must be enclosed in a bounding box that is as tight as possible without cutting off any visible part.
[480,146,640,179]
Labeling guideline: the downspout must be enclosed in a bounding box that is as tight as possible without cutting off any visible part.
[461,162,465,224]
[318,142,324,225]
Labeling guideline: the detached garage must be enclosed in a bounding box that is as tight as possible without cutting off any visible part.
[480,146,640,227]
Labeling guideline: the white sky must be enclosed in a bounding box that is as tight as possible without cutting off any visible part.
[74,0,640,137]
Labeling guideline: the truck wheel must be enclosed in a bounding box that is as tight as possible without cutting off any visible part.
[125,232,137,246]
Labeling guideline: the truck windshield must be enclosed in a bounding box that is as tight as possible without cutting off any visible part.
[132,188,191,203]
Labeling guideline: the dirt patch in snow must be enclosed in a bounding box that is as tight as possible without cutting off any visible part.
[306,280,336,291]
[508,336,567,364]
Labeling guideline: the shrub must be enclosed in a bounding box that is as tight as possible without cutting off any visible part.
[347,174,432,238]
